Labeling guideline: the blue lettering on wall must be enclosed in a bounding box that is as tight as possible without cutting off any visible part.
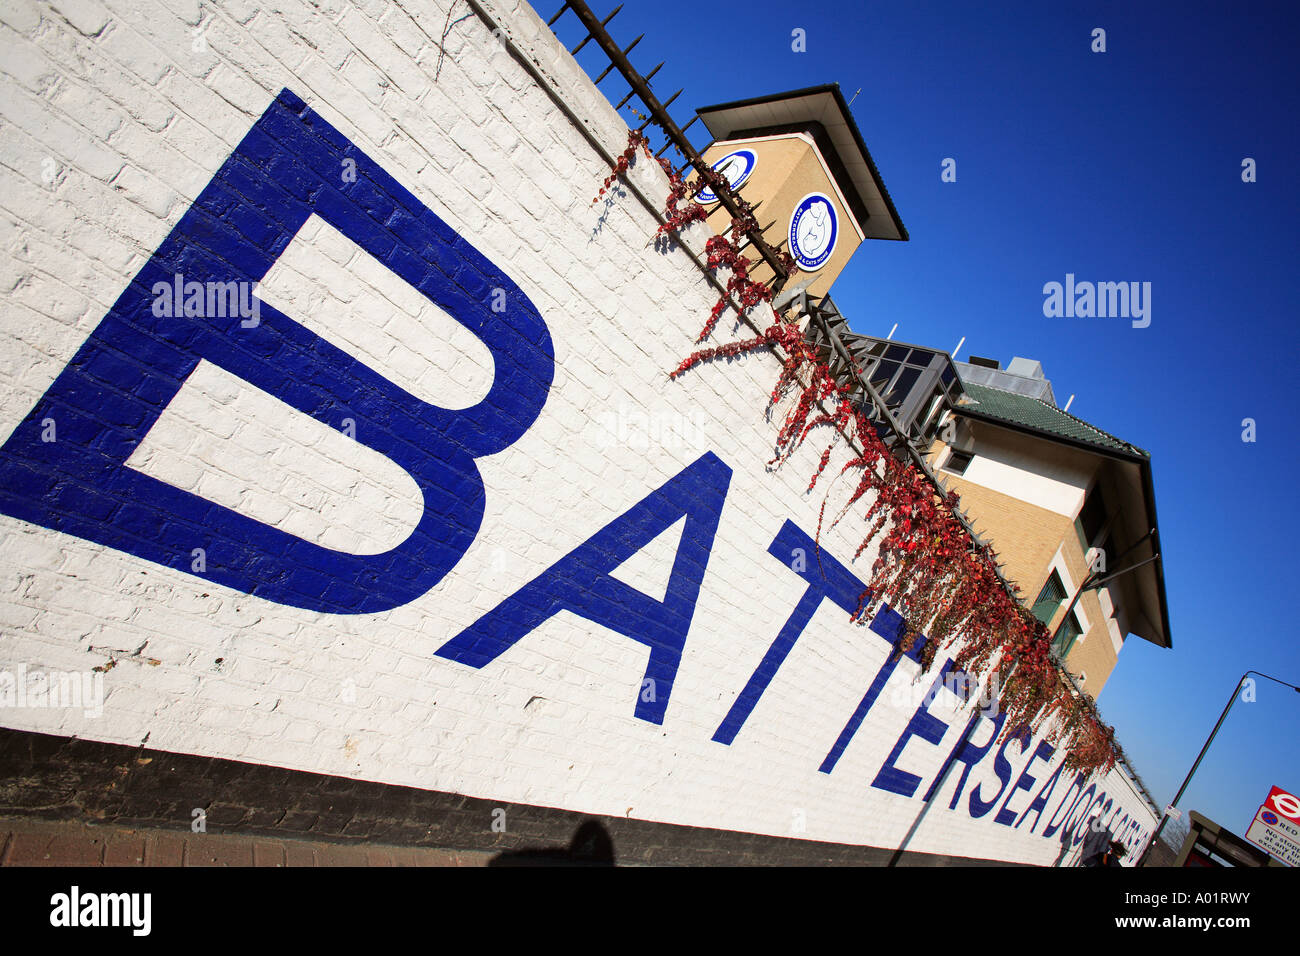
[1076,791,1110,846]
[714,520,877,746]
[435,452,731,724]
[1092,796,1112,842]
[1042,771,1086,839]
[873,658,977,801]
[819,607,925,774]
[969,723,1030,819]
[1017,759,1064,832]
[871,658,959,798]
[0,85,1141,840]
[1069,791,1104,847]
[923,709,1005,809]
[995,738,1054,827]
[1111,810,1130,840]
[1064,782,1099,845]
[0,89,554,614]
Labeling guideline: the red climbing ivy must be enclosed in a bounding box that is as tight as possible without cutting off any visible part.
[599,130,1119,776]
[595,132,793,342]
[593,130,650,204]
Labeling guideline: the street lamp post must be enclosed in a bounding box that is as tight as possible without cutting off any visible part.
[1136,670,1300,866]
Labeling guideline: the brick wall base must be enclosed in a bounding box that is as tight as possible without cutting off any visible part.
[0,728,1018,866]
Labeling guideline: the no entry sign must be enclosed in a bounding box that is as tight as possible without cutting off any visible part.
[1245,785,1300,866]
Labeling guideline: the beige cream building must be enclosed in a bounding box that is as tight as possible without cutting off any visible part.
[694,85,907,299]
[927,356,1171,698]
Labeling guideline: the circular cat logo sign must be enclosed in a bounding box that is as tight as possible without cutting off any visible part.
[697,149,756,203]
[789,193,837,271]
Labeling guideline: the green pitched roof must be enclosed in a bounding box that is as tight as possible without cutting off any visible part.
[959,383,1147,458]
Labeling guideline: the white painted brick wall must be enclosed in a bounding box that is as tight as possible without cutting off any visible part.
[0,0,1156,863]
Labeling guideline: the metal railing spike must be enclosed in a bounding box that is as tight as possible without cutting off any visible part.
[596,33,643,81]
[560,0,789,280]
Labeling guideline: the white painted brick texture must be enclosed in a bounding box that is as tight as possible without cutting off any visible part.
[0,0,1155,863]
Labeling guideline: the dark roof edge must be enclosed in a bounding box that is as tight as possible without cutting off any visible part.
[696,82,909,241]
[956,404,1145,464]
[962,381,1142,456]
[1137,456,1173,650]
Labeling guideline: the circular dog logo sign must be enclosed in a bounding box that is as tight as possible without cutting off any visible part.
[789,193,837,271]
[697,149,756,203]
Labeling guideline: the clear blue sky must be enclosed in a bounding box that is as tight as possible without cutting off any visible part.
[552,0,1300,840]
